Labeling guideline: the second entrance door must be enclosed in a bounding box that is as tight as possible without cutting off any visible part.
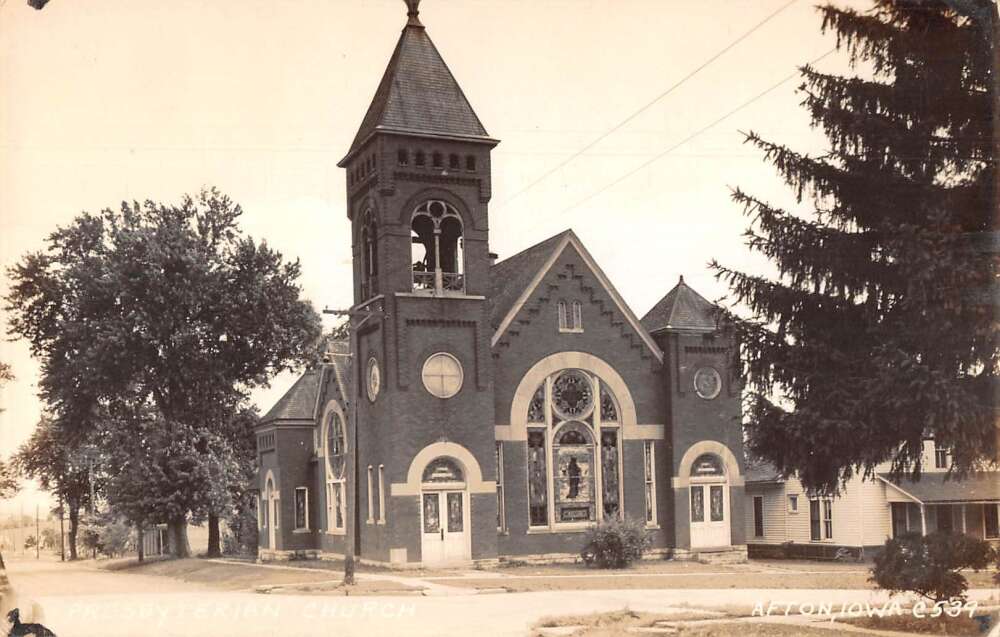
[421,490,469,565]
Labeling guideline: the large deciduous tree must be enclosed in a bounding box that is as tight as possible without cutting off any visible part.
[12,416,97,560]
[6,189,322,555]
[713,0,997,492]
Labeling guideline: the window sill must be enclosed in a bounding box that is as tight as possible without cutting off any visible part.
[558,328,585,334]
[377,520,386,526]
[366,518,375,525]
[293,528,311,534]
[527,525,591,535]
[326,529,346,536]
[395,291,486,301]
[645,524,660,530]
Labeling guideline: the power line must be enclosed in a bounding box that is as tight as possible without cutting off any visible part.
[496,0,800,209]
[533,47,837,228]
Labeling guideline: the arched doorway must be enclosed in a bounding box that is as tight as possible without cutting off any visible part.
[689,454,730,548]
[419,457,471,565]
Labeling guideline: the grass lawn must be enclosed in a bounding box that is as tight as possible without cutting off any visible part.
[839,609,999,636]
[532,610,869,636]
[100,558,343,591]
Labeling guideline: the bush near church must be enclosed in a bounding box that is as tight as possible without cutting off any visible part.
[580,517,651,568]
[871,532,996,603]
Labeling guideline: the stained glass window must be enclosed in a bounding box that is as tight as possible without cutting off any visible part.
[447,493,463,532]
[294,487,308,530]
[690,454,723,477]
[423,494,440,533]
[691,487,704,522]
[527,386,545,423]
[710,485,724,522]
[523,368,624,529]
[600,385,618,422]
[552,370,593,420]
[527,430,547,526]
[643,441,655,524]
[601,429,620,519]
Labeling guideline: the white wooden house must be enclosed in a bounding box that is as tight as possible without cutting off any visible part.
[745,439,1000,559]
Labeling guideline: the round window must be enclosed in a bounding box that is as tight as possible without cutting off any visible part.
[366,357,380,402]
[421,353,463,399]
[693,367,722,400]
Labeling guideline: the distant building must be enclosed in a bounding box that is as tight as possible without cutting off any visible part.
[254,1,746,567]
[745,439,1000,559]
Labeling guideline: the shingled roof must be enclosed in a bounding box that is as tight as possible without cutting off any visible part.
[640,276,718,334]
[487,230,572,329]
[261,368,324,423]
[340,5,493,163]
[879,472,1000,504]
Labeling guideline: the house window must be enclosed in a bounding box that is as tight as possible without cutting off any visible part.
[753,496,765,538]
[294,487,309,531]
[525,369,623,529]
[410,200,464,294]
[360,208,378,300]
[823,499,833,539]
[415,150,426,167]
[398,148,409,166]
[936,505,955,533]
[324,408,347,532]
[572,301,583,330]
[366,466,374,524]
[891,502,909,537]
[465,155,476,171]
[432,151,443,168]
[378,464,386,523]
[984,505,999,539]
[788,494,799,513]
[496,442,506,531]
[810,498,833,541]
[449,153,460,170]
[934,444,949,469]
[643,441,657,526]
[557,301,568,330]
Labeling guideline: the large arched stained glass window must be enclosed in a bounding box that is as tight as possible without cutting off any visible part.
[525,369,622,528]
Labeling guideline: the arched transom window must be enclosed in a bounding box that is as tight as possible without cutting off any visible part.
[324,408,347,532]
[526,369,622,528]
[411,200,464,295]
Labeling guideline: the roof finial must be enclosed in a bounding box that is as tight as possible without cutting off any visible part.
[679,274,685,284]
[405,0,423,27]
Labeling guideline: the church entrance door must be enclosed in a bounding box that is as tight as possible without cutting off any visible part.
[419,457,471,565]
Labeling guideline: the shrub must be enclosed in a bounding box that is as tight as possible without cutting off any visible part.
[580,516,651,568]
[871,532,996,603]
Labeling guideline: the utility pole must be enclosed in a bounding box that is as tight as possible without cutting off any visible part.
[322,304,385,586]
[35,505,39,559]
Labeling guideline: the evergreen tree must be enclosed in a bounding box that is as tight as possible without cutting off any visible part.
[713,0,997,492]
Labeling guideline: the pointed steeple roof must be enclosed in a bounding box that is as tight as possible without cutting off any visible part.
[339,1,495,164]
[641,276,719,334]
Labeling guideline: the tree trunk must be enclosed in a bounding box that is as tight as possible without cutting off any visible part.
[206,512,222,558]
[168,518,190,558]
[137,524,145,563]
[67,506,79,560]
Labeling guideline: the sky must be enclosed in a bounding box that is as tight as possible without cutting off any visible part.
[0,0,866,513]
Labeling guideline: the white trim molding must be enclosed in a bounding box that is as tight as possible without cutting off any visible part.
[391,441,494,496]
[500,351,647,442]
[672,440,744,488]
[490,231,663,364]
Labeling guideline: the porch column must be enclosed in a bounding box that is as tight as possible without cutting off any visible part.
[920,504,927,536]
[961,504,967,535]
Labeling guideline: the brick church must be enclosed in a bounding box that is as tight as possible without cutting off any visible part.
[255,0,747,567]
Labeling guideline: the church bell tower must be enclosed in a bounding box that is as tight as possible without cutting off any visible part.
[336,0,500,566]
